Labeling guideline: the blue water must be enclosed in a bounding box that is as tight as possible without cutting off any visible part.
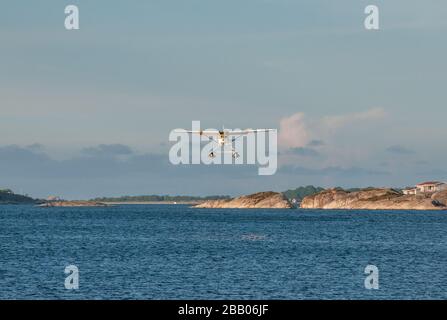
[0,204,446,299]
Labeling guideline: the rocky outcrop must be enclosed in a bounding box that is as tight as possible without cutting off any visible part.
[300,188,447,210]
[194,191,293,209]
[431,190,447,207]
[0,190,36,204]
[38,201,108,207]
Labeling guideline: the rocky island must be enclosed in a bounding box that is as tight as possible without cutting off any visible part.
[300,188,447,210]
[194,191,293,209]
[0,189,36,204]
[38,201,108,207]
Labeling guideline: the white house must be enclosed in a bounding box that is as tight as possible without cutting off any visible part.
[402,188,417,195]
[415,181,447,194]
[46,195,61,201]
[403,181,447,195]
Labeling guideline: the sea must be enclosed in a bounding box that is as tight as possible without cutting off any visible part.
[0,204,446,300]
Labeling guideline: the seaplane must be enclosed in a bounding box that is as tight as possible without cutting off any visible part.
[175,127,275,159]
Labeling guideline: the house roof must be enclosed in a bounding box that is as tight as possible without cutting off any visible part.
[416,181,444,186]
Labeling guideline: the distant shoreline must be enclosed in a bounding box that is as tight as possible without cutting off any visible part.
[102,201,202,205]
[36,200,203,207]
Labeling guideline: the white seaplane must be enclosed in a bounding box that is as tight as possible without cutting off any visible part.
[175,127,275,159]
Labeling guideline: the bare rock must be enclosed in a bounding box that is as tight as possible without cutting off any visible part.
[300,188,446,210]
[431,190,447,207]
[194,191,293,209]
[38,201,108,207]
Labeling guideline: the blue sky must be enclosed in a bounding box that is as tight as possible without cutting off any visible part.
[1,1,447,198]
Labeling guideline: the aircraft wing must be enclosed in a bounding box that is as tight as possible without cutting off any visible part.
[225,129,276,135]
[174,130,220,135]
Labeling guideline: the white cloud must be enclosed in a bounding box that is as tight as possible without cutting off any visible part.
[279,108,387,150]
[321,107,387,130]
[278,112,310,149]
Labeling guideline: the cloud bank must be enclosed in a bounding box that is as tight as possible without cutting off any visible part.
[278,107,387,150]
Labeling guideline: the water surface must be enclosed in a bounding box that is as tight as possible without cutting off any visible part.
[0,205,446,299]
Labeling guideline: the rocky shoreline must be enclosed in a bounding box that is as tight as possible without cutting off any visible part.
[194,191,293,209]
[300,188,447,210]
[34,188,447,210]
[38,201,108,207]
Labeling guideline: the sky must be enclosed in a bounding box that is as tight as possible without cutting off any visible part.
[1,0,447,199]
